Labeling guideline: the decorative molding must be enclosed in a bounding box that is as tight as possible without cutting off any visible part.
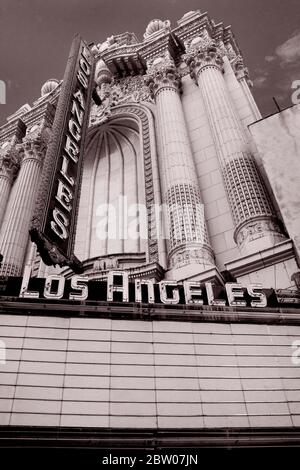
[234,216,286,247]
[0,146,22,180]
[166,182,211,252]
[90,103,160,265]
[225,239,295,278]
[90,75,153,125]
[233,56,252,86]
[168,243,215,270]
[21,133,49,166]
[1,299,300,326]
[62,260,164,282]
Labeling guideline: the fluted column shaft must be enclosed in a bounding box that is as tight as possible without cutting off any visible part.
[187,45,286,255]
[0,139,45,276]
[145,60,214,270]
[0,153,19,226]
[234,59,261,121]
[0,142,23,228]
[0,176,11,225]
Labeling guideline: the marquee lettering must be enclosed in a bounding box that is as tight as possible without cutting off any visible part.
[49,42,92,242]
[18,268,277,308]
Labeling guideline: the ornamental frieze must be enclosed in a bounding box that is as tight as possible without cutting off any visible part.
[90,75,153,125]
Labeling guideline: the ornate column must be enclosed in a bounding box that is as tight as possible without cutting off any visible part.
[0,131,49,276]
[0,119,26,228]
[145,57,215,271]
[186,44,286,255]
[0,147,20,227]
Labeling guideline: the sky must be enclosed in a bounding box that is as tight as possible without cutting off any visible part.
[0,0,300,126]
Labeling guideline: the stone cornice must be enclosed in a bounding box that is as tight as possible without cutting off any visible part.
[225,239,295,278]
[1,298,300,325]
[0,118,26,147]
[0,87,60,141]
[95,11,244,82]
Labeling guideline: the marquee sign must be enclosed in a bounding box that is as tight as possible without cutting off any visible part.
[0,268,299,308]
[30,35,95,274]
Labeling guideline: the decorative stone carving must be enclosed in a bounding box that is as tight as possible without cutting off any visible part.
[144,19,170,39]
[90,75,153,126]
[96,60,112,89]
[144,58,182,97]
[93,256,119,272]
[169,244,214,270]
[185,43,223,81]
[235,217,286,247]
[115,75,153,103]
[41,78,59,97]
[233,56,252,86]
[225,41,237,60]
[0,146,21,180]
[21,134,48,165]
[166,183,210,249]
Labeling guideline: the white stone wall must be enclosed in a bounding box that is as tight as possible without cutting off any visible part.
[237,258,298,290]
[1,314,300,428]
[250,105,300,260]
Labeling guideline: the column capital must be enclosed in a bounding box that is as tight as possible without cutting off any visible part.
[20,128,50,165]
[185,44,223,81]
[0,145,21,180]
[144,58,182,98]
[233,57,252,86]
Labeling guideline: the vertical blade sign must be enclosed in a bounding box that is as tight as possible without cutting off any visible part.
[30,35,95,273]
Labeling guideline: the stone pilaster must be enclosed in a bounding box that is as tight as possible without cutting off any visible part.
[145,58,215,271]
[234,58,261,121]
[0,133,48,276]
[186,44,286,255]
[0,119,26,229]
[0,147,21,226]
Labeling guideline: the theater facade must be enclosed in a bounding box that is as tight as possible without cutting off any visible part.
[0,9,300,450]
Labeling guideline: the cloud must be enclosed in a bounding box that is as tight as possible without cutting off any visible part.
[265,55,276,63]
[275,30,300,65]
[253,76,268,88]
[276,70,300,92]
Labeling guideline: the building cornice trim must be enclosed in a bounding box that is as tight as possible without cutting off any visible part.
[225,240,296,278]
